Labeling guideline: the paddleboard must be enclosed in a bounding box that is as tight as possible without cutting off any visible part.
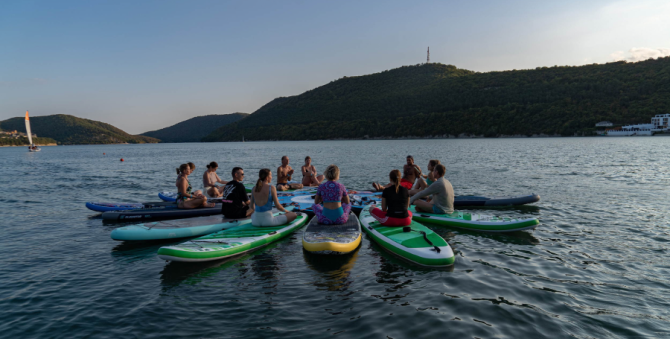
[302,212,361,255]
[359,205,454,267]
[157,212,308,262]
[102,204,222,221]
[111,213,254,241]
[409,206,539,232]
[86,201,175,212]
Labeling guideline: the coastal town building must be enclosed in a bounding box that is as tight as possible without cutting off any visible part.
[0,130,36,139]
[595,121,613,127]
[606,114,670,136]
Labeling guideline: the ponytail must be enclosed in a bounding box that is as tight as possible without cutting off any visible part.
[390,169,401,193]
[256,168,271,193]
[206,161,218,169]
[176,163,189,175]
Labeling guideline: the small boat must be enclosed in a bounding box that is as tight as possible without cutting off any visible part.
[25,111,41,152]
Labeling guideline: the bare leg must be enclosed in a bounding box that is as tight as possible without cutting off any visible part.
[310,175,323,186]
[277,184,289,191]
[289,183,304,190]
[409,178,428,196]
[285,211,297,222]
[413,199,434,213]
[207,187,222,197]
[180,197,208,209]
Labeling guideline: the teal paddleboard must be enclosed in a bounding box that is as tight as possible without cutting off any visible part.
[409,206,539,232]
[157,212,308,262]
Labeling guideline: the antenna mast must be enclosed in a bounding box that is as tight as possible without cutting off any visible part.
[427,47,430,63]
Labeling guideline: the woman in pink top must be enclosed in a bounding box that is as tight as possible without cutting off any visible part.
[312,165,351,225]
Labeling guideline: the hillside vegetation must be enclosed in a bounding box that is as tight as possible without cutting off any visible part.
[141,113,248,142]
[0,115,159,145]
[204,58,670,141]
[0,136,57,146]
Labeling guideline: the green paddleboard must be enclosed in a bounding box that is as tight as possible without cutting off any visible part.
[360,206,454,267]
[410,206,539,232]
[157,212,308,262]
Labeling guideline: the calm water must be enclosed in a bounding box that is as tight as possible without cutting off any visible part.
[1,138,669,338]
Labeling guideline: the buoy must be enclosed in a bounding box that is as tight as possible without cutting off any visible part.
[120,158,124,162]
[103,153,106,155]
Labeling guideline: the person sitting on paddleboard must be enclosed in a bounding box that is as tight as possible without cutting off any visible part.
[276,156,304,191]
[251,168,297,226]
[369,169,412,226]
[312,165,351,225]
[301,156,325,187]
[409,159,440,196]
[176,163,213,209]
[372,166,417,192]
[203,161,228,197]
[221,167,253,218]
[410,164,454,214]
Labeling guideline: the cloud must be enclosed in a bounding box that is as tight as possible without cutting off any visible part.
[611,47,670,62]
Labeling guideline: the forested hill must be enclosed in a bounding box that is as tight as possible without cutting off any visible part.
[203,58,670,141]
[0,114,159,145]
[141,113,248,142]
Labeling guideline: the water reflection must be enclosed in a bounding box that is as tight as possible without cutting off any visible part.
[303,248,360,292]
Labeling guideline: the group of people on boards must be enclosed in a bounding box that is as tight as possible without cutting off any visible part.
[369,155,454,227]
[173,155,454,228]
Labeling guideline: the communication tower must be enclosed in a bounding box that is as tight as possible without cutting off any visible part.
[427,47,430,63]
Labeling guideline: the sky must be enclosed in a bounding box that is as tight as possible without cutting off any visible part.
[1,0,669,134]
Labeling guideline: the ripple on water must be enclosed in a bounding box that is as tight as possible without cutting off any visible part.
[1,139,670,338]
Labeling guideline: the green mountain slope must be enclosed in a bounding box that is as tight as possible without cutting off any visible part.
[0,114,159,145]
[141,113,248,142]
[0,136,57,146]
[204,58,670,141]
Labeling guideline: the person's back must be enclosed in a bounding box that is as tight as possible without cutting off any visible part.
[382,185,410,219]
[251,169,297,226]
[428,177,454,214]
[409,164,454,214]
[312,165,351,225]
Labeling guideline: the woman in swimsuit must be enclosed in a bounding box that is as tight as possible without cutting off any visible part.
[251,169,297,226]
[203,161,227,197]
[409,159,440,196]
[176,163,213,209]
[312,165,351,225]
[301,156,325,186]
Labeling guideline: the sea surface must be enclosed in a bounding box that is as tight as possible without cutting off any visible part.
[1,138,669,338]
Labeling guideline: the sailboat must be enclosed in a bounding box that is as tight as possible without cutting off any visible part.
[25,111,40,152]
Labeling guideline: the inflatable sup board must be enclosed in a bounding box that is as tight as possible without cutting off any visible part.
[302,212,361,255]
[157,212,308,262]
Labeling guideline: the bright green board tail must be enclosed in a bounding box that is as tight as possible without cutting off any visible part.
[360,206,454,267]
[409,206,539,232]
[157,213,308,262]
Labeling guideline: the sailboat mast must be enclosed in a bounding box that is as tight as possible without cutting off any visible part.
[25,111,33,146]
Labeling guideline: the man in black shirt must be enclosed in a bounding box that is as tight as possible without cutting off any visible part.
[221,167,253,219]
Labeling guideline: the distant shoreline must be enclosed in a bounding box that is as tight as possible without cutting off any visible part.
[0,143,58,147]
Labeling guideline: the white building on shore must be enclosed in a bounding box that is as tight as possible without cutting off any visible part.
[607,114,670,136]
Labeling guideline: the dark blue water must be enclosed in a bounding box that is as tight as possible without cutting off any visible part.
[1,138,669,338]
